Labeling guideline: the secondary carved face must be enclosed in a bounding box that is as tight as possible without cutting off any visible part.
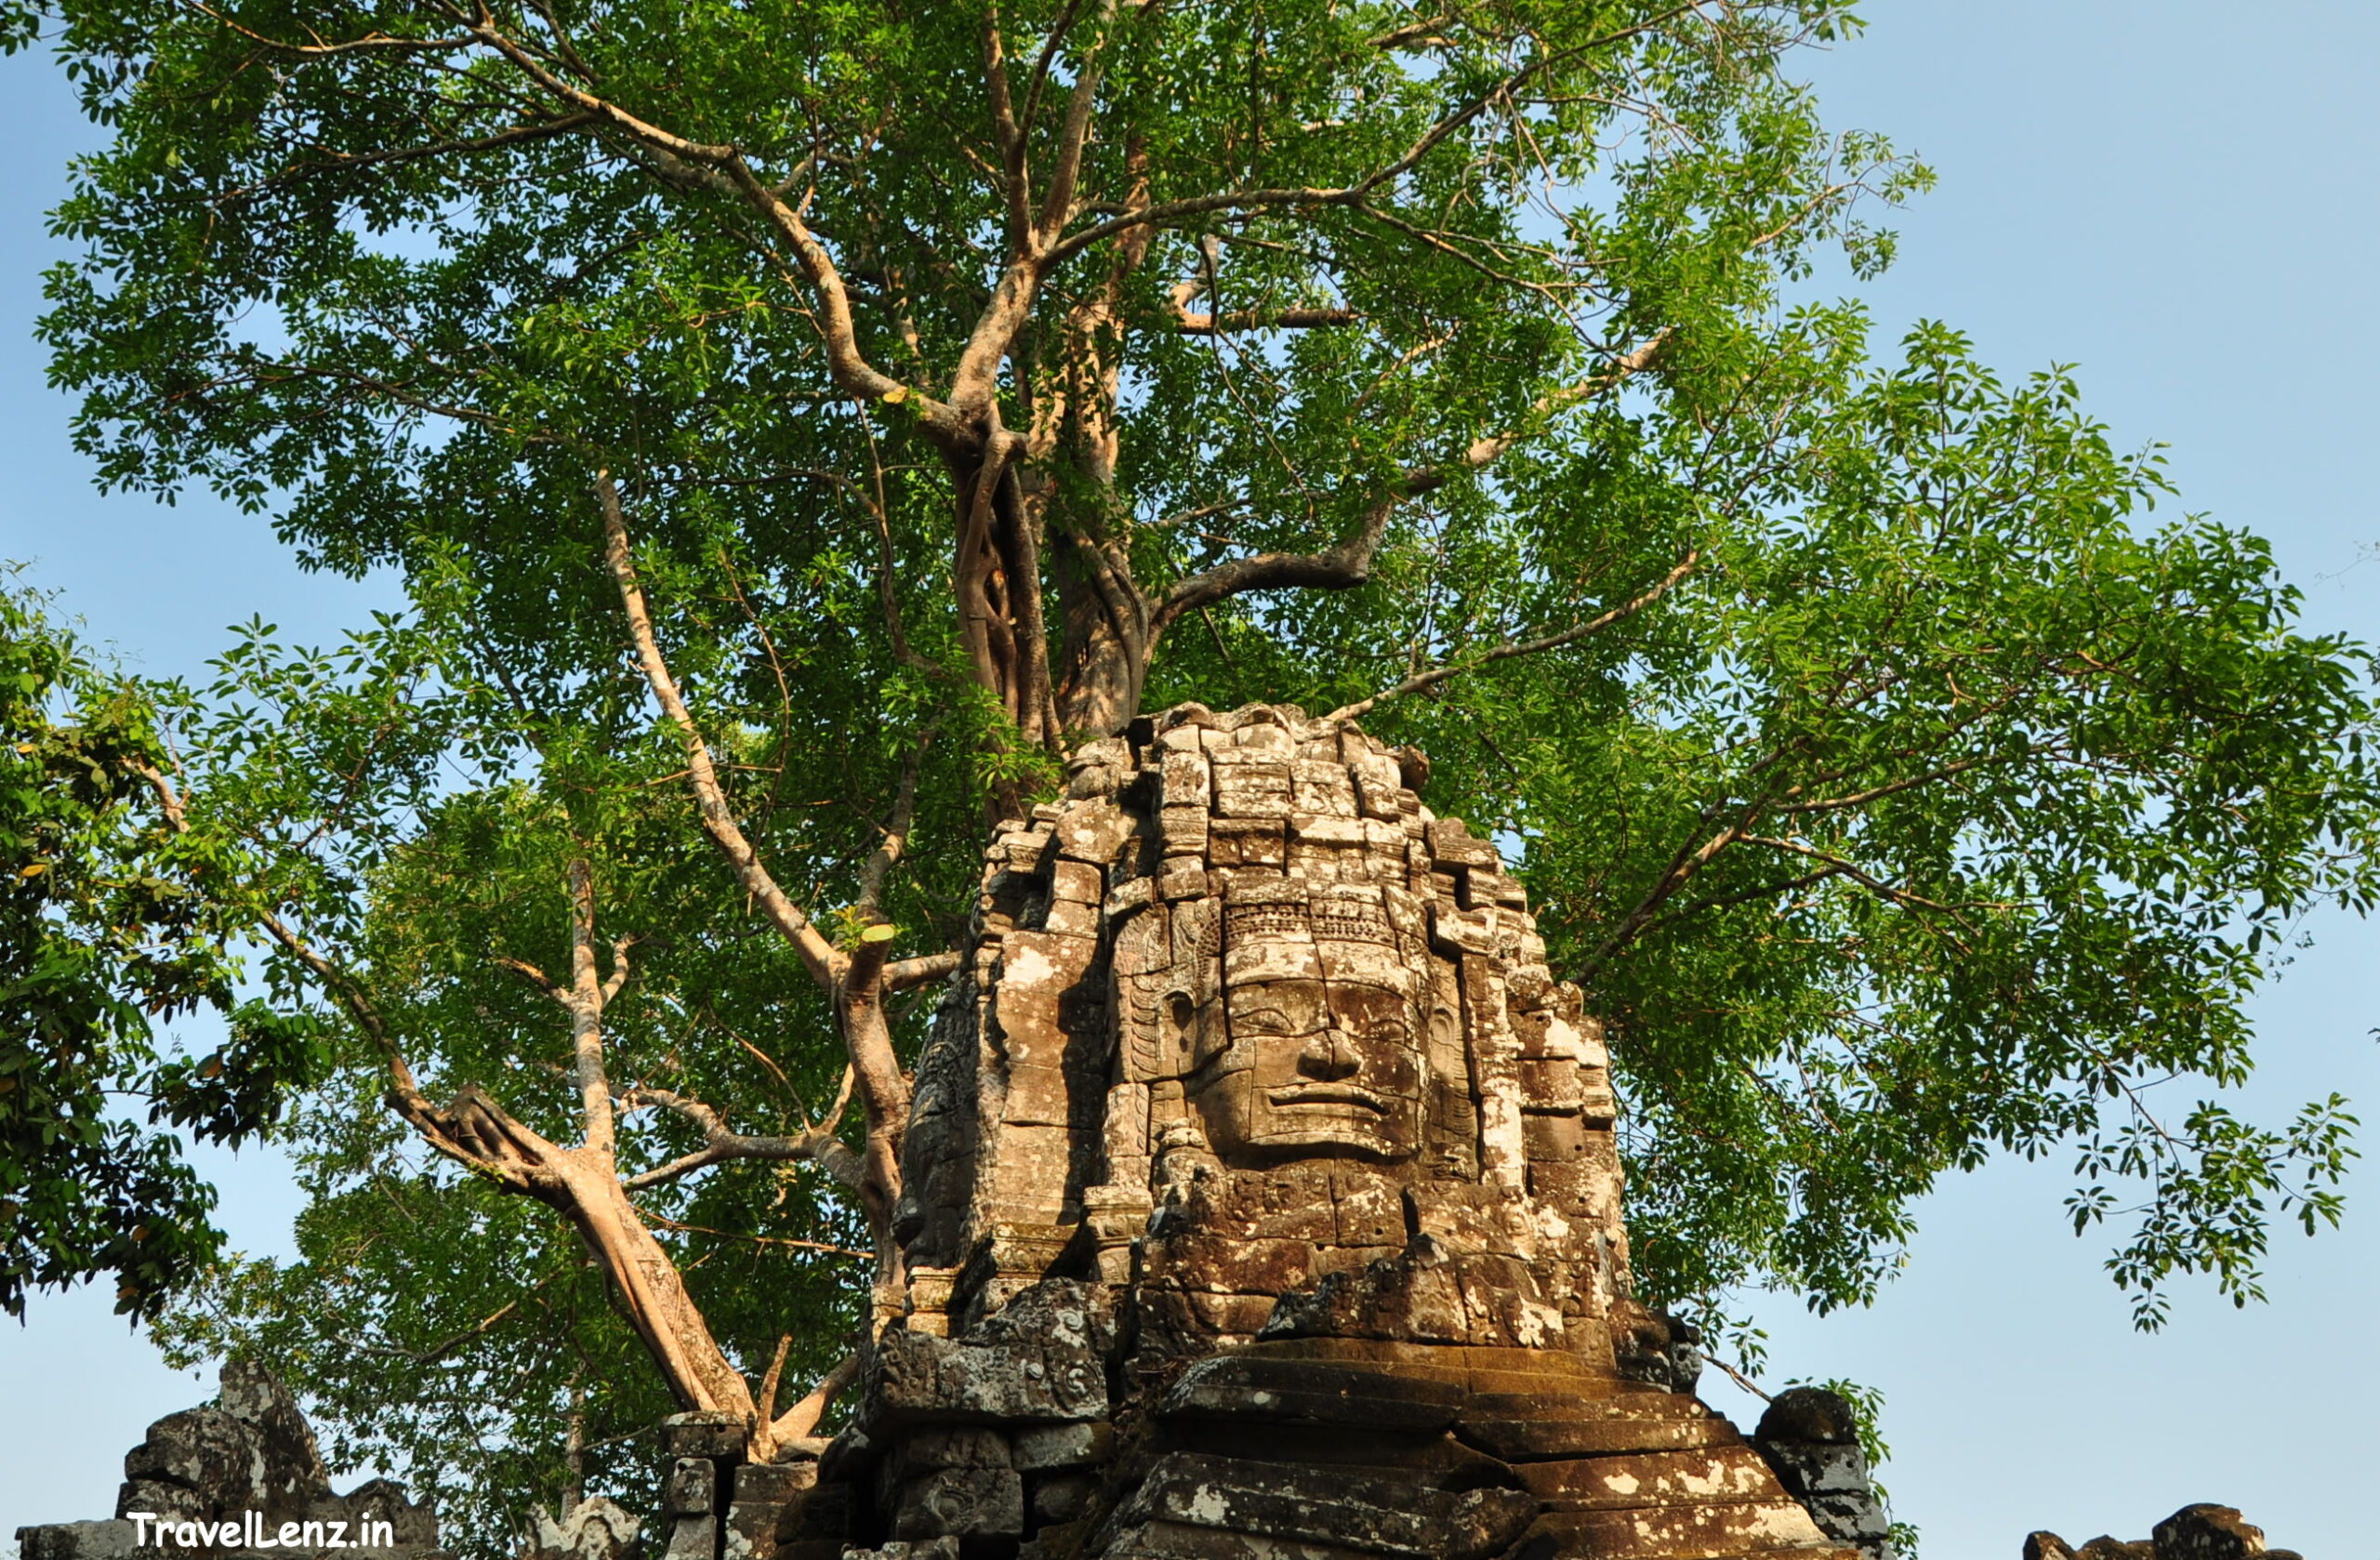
[1186,891,1431,1165]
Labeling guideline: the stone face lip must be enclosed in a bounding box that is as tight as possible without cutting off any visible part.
[15,1362,441,1560]
[804,704,1899,1560]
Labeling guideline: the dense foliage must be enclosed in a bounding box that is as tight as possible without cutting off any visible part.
[0,580,309,1318]
[2,0,2373,1544]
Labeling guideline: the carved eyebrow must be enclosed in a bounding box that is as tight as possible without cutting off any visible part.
[1232,1006,1303,1028]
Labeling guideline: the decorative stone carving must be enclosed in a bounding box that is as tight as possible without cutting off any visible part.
[796,704,1884,1559]
[526,1499,643,1560]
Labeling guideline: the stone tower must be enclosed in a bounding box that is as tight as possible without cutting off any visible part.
[784,702,1881,1560]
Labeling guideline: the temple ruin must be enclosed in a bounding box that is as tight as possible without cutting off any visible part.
[767,701,1894,1560]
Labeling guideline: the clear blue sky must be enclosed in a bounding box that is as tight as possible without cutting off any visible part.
[3,5,2375,1556]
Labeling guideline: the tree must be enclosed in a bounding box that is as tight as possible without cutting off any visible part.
[0,577,311,1319]
[8,0,2377,1545]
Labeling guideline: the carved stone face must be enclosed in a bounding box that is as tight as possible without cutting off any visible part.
[1184,891,1432,1165]
[1198,972,1424,1162]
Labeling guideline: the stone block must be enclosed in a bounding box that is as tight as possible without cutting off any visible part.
[1512,1447,1781,1511]
[1519,1057,1585,1110]
[1106,1519,1379,1560]
[1103,876,1155,924]
[1330,1179,1406,1247]
[1183,1291,1281,1336]
[1049,858,1103,904]
[842,1542,959,1560]
[1525,1498,1831,1558]
[667,1458,718,1516]
[725,1465,806,1560]
[1161,753,1211,809]
[119,1408,255,1517]
[891,1468,1023,1541]
[2154,1505,2268,1560]
[868,1287,1109,1427]
[1012,1421,1114,1473]
[18,1523,139,1560]
[1159,805,1209,856]
[1206,818,1285,866]
[1157,857,1210,899]
[1287,813,1362,846]
[1757,1435,1871,1497]
[1523,1110,1591,1162]
[1157,1354,1463,1425]
[1289,762,1359,818]
[1001,1063,1072,1127]
[1211,759,1292,819]
[1425,818,1499,867]
[661,1411,748,1461]
[1003,828,1054,871]
[1055,800,1136,863]
[1029,1473,1098,1525]
[1116,1452,1523,1560]
[527,1500,643,1560]
[1755,1386,1858,1444]
[1454,1406,1737,1461]
[882,1427,1012,1482]
[1146,1233,1316,1295]
[662,1512,716,1560]
[1043,895,1098,938]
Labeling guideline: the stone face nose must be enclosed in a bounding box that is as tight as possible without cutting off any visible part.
[1297,1028,1364,1080]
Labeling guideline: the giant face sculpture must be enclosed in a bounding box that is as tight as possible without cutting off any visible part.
[1187,885,1429,1164]
[894,699,1628,1336]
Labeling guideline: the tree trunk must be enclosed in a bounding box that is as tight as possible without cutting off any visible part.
[541,1152,763,1430]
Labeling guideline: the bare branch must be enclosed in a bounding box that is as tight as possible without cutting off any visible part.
[1047,5,1710,264]
[886,951,963,992]
[598,474,845,991]
[565,860,616,1158]
[267,112,600,180]
[1368,13,1449,48]
[754,1334,795,1431]
[1326,550,1699,721]
[619,1086,864,1193]
[600,933,638,1006]
[463,19,932,419]
[857,730,932,919]
[127,762,523,1184]
[495,955,569,1004]
[1737,835,1973,919]
[770,1353,861,1443]
[1173,305,1361,335]
[1157,334,1668,632]
[191,4,472,55]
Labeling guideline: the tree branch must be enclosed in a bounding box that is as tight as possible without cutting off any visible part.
[1157,334,1668,632]
[597,474,845,992]
[770,1353,860,1443]
[856,730,930,919]
[1172,304,1361,335]
[1045,5,1709,263]
[565,860,616,1158]
[1326,549,1699,721]
[886,951,963,992]
[619,1085,865,1193]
